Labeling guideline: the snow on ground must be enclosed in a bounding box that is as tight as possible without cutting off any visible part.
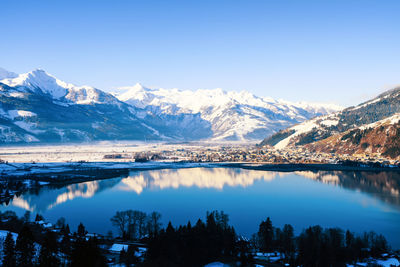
[0,230,18,241]
[274,117,319,149]
[358,113,400,130]
[9,92,25,98]
[7,110,37,119]
[347,257,400,267]
[0,142,249,163]
[320,118,339,126]
[375,258,400,267]
[109,243,129,252]
[204,262,230,267]
[0,161,217,177]
[0,230,18,264]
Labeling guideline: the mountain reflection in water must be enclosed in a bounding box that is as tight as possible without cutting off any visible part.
[118,168,287,194]
[11,178,121,212]
[7,168,400,212]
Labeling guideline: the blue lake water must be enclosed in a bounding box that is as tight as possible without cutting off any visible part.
[1,167,400,248]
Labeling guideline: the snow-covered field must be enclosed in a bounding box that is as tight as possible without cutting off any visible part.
[0,141,245,163]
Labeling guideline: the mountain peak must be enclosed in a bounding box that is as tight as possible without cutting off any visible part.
[1,69,69,99]
[132,83,145,90]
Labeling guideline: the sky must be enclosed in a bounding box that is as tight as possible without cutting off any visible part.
[1,0,400,107]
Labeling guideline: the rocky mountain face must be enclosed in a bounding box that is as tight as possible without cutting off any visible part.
[261,87,400,159]
[115,84,341,141]
[0,68,340,144]
[304,114,400,159]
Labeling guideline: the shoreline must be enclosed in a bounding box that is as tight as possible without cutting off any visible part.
[1,161,399,183]
[219,162,400,172]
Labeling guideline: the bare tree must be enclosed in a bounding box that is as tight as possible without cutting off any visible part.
[147,211,162,236]
[110,211,128,237]
[137,211,147,238]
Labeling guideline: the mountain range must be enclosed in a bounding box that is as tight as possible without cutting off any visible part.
[261,86,400,159]
[0,67,341,144]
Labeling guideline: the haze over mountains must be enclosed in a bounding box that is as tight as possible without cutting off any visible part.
[0,67,341,144]
[261,86,400,159]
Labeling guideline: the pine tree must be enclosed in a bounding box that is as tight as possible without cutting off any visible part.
[35,214,44,222]
[64,224,70,235]
[77,222,87,237]
[38,231,60,267]
[281,224,295,260]
[3,232,16,267]
[16,225,35,267]
[60,234,71,263]
[258,217,274,252]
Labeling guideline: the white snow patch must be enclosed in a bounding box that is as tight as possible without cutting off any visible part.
[375,258,400,267]
[204,262,230,267]
[109,243,129,252]
[7,110,37,120]
[9,92,25,98]
[320,119,339,126]
[274,118,319,149]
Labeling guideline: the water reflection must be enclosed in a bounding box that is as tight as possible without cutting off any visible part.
[297,171,400,207]
[118,168,287,194]
[6,168,400,212]
[10,178,121,212]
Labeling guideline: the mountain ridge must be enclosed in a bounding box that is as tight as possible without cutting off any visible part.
[0,67,341,144]
[261,86,400,159]
[114,83,342,141]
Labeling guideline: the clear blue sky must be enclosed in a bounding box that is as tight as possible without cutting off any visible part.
[1,0,400,106]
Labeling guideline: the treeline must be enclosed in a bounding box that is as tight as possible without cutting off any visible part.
[253,217,389,266]
[110,210,390,267]
[0,210,107,267]
[0,210,391,266]
[144,211,238,266]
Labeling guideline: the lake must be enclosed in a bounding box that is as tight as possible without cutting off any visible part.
[1,167,400,248]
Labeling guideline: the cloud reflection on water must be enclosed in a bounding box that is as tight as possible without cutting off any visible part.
[6,168,400,212]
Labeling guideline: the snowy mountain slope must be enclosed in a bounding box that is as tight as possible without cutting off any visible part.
[1,69,122,105]
[0,67,342,143]
[0,69,162,143]
[305,113,400,159]
[115,84,342,141]
[261,86,400,151]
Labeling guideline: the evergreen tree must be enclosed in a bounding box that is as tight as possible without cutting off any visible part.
[258,217,274,252]
[60,233,72,264]
[70,237,107,267]
[16,224,35,267]
[2,232,16,267]
[35,214,44,222]
[281,224,295,261]
[22,211,31,223]
[64,224,71,235]
[55,217,66,229]
[77,222,87,237]
[38,231,60,267]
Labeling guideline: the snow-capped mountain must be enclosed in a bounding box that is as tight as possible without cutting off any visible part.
[0,69,162,143]
[0,67,341,144]
[261,86,400,158]
[1,69,122,105]
[115,84,342,141]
